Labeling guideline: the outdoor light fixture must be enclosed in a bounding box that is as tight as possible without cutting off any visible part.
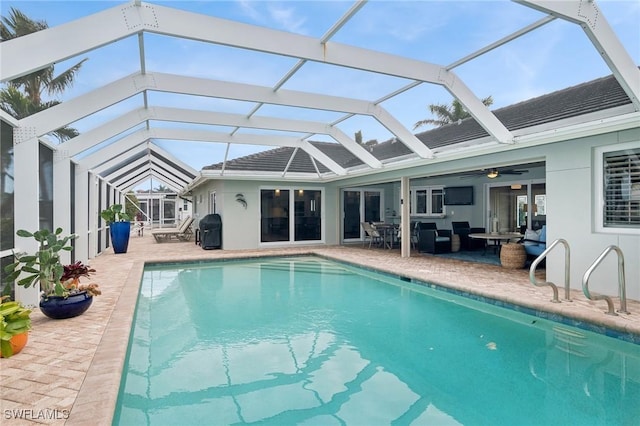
[487,169,499,179]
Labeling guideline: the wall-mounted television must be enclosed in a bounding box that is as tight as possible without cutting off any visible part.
[444,186,474,205]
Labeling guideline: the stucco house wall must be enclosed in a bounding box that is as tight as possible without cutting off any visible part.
[192,180,340,250]
[546,128,639,301]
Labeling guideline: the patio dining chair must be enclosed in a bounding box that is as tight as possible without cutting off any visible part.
[361,221,382,248]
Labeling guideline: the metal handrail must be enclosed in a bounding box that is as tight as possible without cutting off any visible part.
[582,245,629,316]
[529,238,571,303]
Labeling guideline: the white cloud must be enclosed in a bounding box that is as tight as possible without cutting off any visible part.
[267,3,307,34]
[237,0,264,24]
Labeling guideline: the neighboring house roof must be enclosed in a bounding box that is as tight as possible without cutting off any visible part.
[203,73,633,174]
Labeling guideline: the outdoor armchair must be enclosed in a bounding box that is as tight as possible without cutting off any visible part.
[417,222,452,254]
[451,221,486,250]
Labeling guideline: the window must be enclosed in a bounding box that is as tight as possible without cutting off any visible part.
[602,146,640,229]
[411,186,444,216]
[209,191,217,214]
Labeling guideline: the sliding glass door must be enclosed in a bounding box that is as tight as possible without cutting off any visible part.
[342,189,383,241]
[261,188,322,243]
[487,181,546,233]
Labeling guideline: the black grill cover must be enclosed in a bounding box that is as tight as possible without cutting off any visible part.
[199,214,222,249]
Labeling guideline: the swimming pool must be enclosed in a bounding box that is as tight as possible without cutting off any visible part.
[114,256,640,425]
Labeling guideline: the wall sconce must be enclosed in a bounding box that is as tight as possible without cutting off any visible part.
[487,169,499,179]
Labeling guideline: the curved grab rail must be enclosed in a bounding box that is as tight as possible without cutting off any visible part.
[582,245,628,316]
[529,238,571,303]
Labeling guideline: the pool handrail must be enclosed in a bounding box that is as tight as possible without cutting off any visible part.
[582,245,629,316]
[529,238,571,303]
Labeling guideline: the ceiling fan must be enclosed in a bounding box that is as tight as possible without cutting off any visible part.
[460,167,528,179]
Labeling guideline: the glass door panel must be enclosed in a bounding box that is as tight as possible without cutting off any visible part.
[343,191,361,239]
[364,191,381,222]
[261,189,290,242]
[294,190,321,241]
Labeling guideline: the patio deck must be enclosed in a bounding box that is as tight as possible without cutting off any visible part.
[1,234,639,425]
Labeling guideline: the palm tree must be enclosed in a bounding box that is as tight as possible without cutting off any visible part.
[414,96,493,130]
[154,185,172,193]
[0,7,87,142]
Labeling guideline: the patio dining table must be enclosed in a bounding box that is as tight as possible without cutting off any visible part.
[469,232,523,254]
[373,223,399,249]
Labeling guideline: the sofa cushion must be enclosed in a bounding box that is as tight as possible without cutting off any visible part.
[538,225,547,244]
[523,229,539,246]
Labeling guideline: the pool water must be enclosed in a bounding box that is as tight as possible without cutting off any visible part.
[114,256,640,425]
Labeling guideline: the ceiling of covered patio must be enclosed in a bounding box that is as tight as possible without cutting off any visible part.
[1,0,639,193]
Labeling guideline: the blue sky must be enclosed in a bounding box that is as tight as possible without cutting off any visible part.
[2,0,639,186]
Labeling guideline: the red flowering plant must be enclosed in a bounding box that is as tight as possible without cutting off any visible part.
[61,261,101,297]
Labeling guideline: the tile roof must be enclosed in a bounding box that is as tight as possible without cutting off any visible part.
[203,73,632,174]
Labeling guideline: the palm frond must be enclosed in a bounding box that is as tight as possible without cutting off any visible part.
[0,86,32,119]
[0,7,46,41]
[51,127,80,143]
[47,58,88,97]
[415,95,494,129]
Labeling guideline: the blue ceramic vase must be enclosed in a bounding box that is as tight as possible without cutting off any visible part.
[110,221,130,254]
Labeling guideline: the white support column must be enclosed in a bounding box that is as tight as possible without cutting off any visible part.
[74,164,89,263]
[100,180,109,254]
[400,176,411,258]
[13,133,40,307]
[53,149,72,265]
[88,172,99,259]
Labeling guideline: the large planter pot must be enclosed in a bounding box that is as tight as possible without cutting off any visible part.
[0,332,29,358]
[110,221,131,254]
[40,291,93,319]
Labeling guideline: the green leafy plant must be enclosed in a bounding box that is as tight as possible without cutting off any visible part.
[100,204,131,224]
[0,296,32,358]
[4,228,75,298]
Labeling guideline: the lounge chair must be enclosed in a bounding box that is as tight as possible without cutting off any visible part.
[152,216,194,242]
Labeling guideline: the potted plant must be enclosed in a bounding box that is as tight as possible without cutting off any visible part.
[61,261,101,298]
[3,228,100,320]
[0,297,31,358]
[100,204,131,254]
